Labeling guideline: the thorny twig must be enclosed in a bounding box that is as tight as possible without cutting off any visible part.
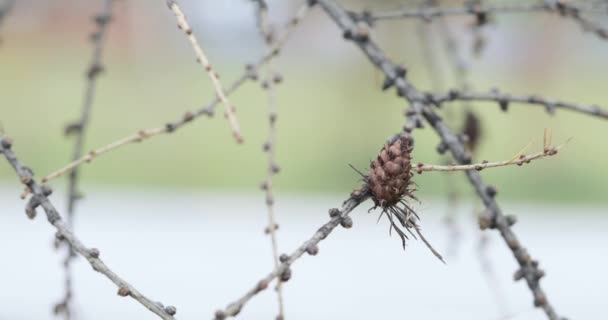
[39,1,314,186]
[55,1,115,318]
[252,0,285,318]
[165,0,244,143]
[214,192,369,319]
[0,137,177,320]
[361,1,608,41]
[429,88,608,120]
[316,0,565,319]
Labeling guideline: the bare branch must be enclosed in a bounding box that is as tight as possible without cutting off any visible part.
[56,1,115,317]
[40,1,313,185]
[429,88,608,120]
[360,1,608,41]
[414,138,562,173]
[214,193,369,319]
[252,0,285,318]
[165,0,244,143]
[0,137,176,320]
[315,1,564,319]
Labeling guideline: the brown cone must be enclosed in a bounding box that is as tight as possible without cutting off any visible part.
[367,134,415,208]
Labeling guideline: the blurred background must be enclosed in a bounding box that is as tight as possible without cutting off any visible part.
[0,0,607,319]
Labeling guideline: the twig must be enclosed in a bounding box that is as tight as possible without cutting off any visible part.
[316,1,564,319]
[214,193,369,319]
[165,0,244,143]
[252,0,285,318]
[359,1,608,40]
[40,1,314,185]
[55,1,115,318]
[414,139,562,173]
[429,88,608,120]
[0,137,176,320]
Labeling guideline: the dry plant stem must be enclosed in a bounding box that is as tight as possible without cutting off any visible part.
[367,0,608,41]
[165,0,243,143]
[316,1,563,319]
[40,1,313,186]
[56,1,114,317]
[430,89,608,120]
[415,146,560,173]
[215,194,369,319]
[253,0,285,318]
[0,137,175,320]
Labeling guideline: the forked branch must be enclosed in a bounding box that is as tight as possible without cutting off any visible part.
[39,0,314,185]
[0,137,176,320]
[316,1,565,318]
[165,0,243,143]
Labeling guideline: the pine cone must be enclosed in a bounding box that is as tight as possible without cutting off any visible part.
[367,134,415,208]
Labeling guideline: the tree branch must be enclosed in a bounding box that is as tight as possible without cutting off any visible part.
[165,0,244,143]
[252,0,287,318]
[315,1,564,319]
[214,192,368,319]
[40,1,313,185]
[429,88,608,120]
[0,136,177,320]
[56,1,115,317]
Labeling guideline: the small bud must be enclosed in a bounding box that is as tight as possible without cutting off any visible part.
[280,267,292,282]
[381,77,395,91]
[328,208,340,218]
[306,244,319,256]
[272,73,283,84]
[271,164,280,174]
[41,185,53,196]
[435,142,448,155]
[478,212,494,230]
[340,216,353,229]
[88,248,100,258]
[117,287,130,297]
[214,310,227,320]
[505,215,517,226]
[279,254,289,263]
[164,305,177,316]
[395,65,407,78]
[1,137,13,149]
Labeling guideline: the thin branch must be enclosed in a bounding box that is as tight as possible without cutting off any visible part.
[214,193,369,320]
[40,1,313,185]
[429,88,608,120]
[165,0,244,143]
[252,0,285,319]
[0,137,176,320]
[414,140,562,173]
[316,1,564,319]
[55,1,115,318]
[360,1,608,41]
